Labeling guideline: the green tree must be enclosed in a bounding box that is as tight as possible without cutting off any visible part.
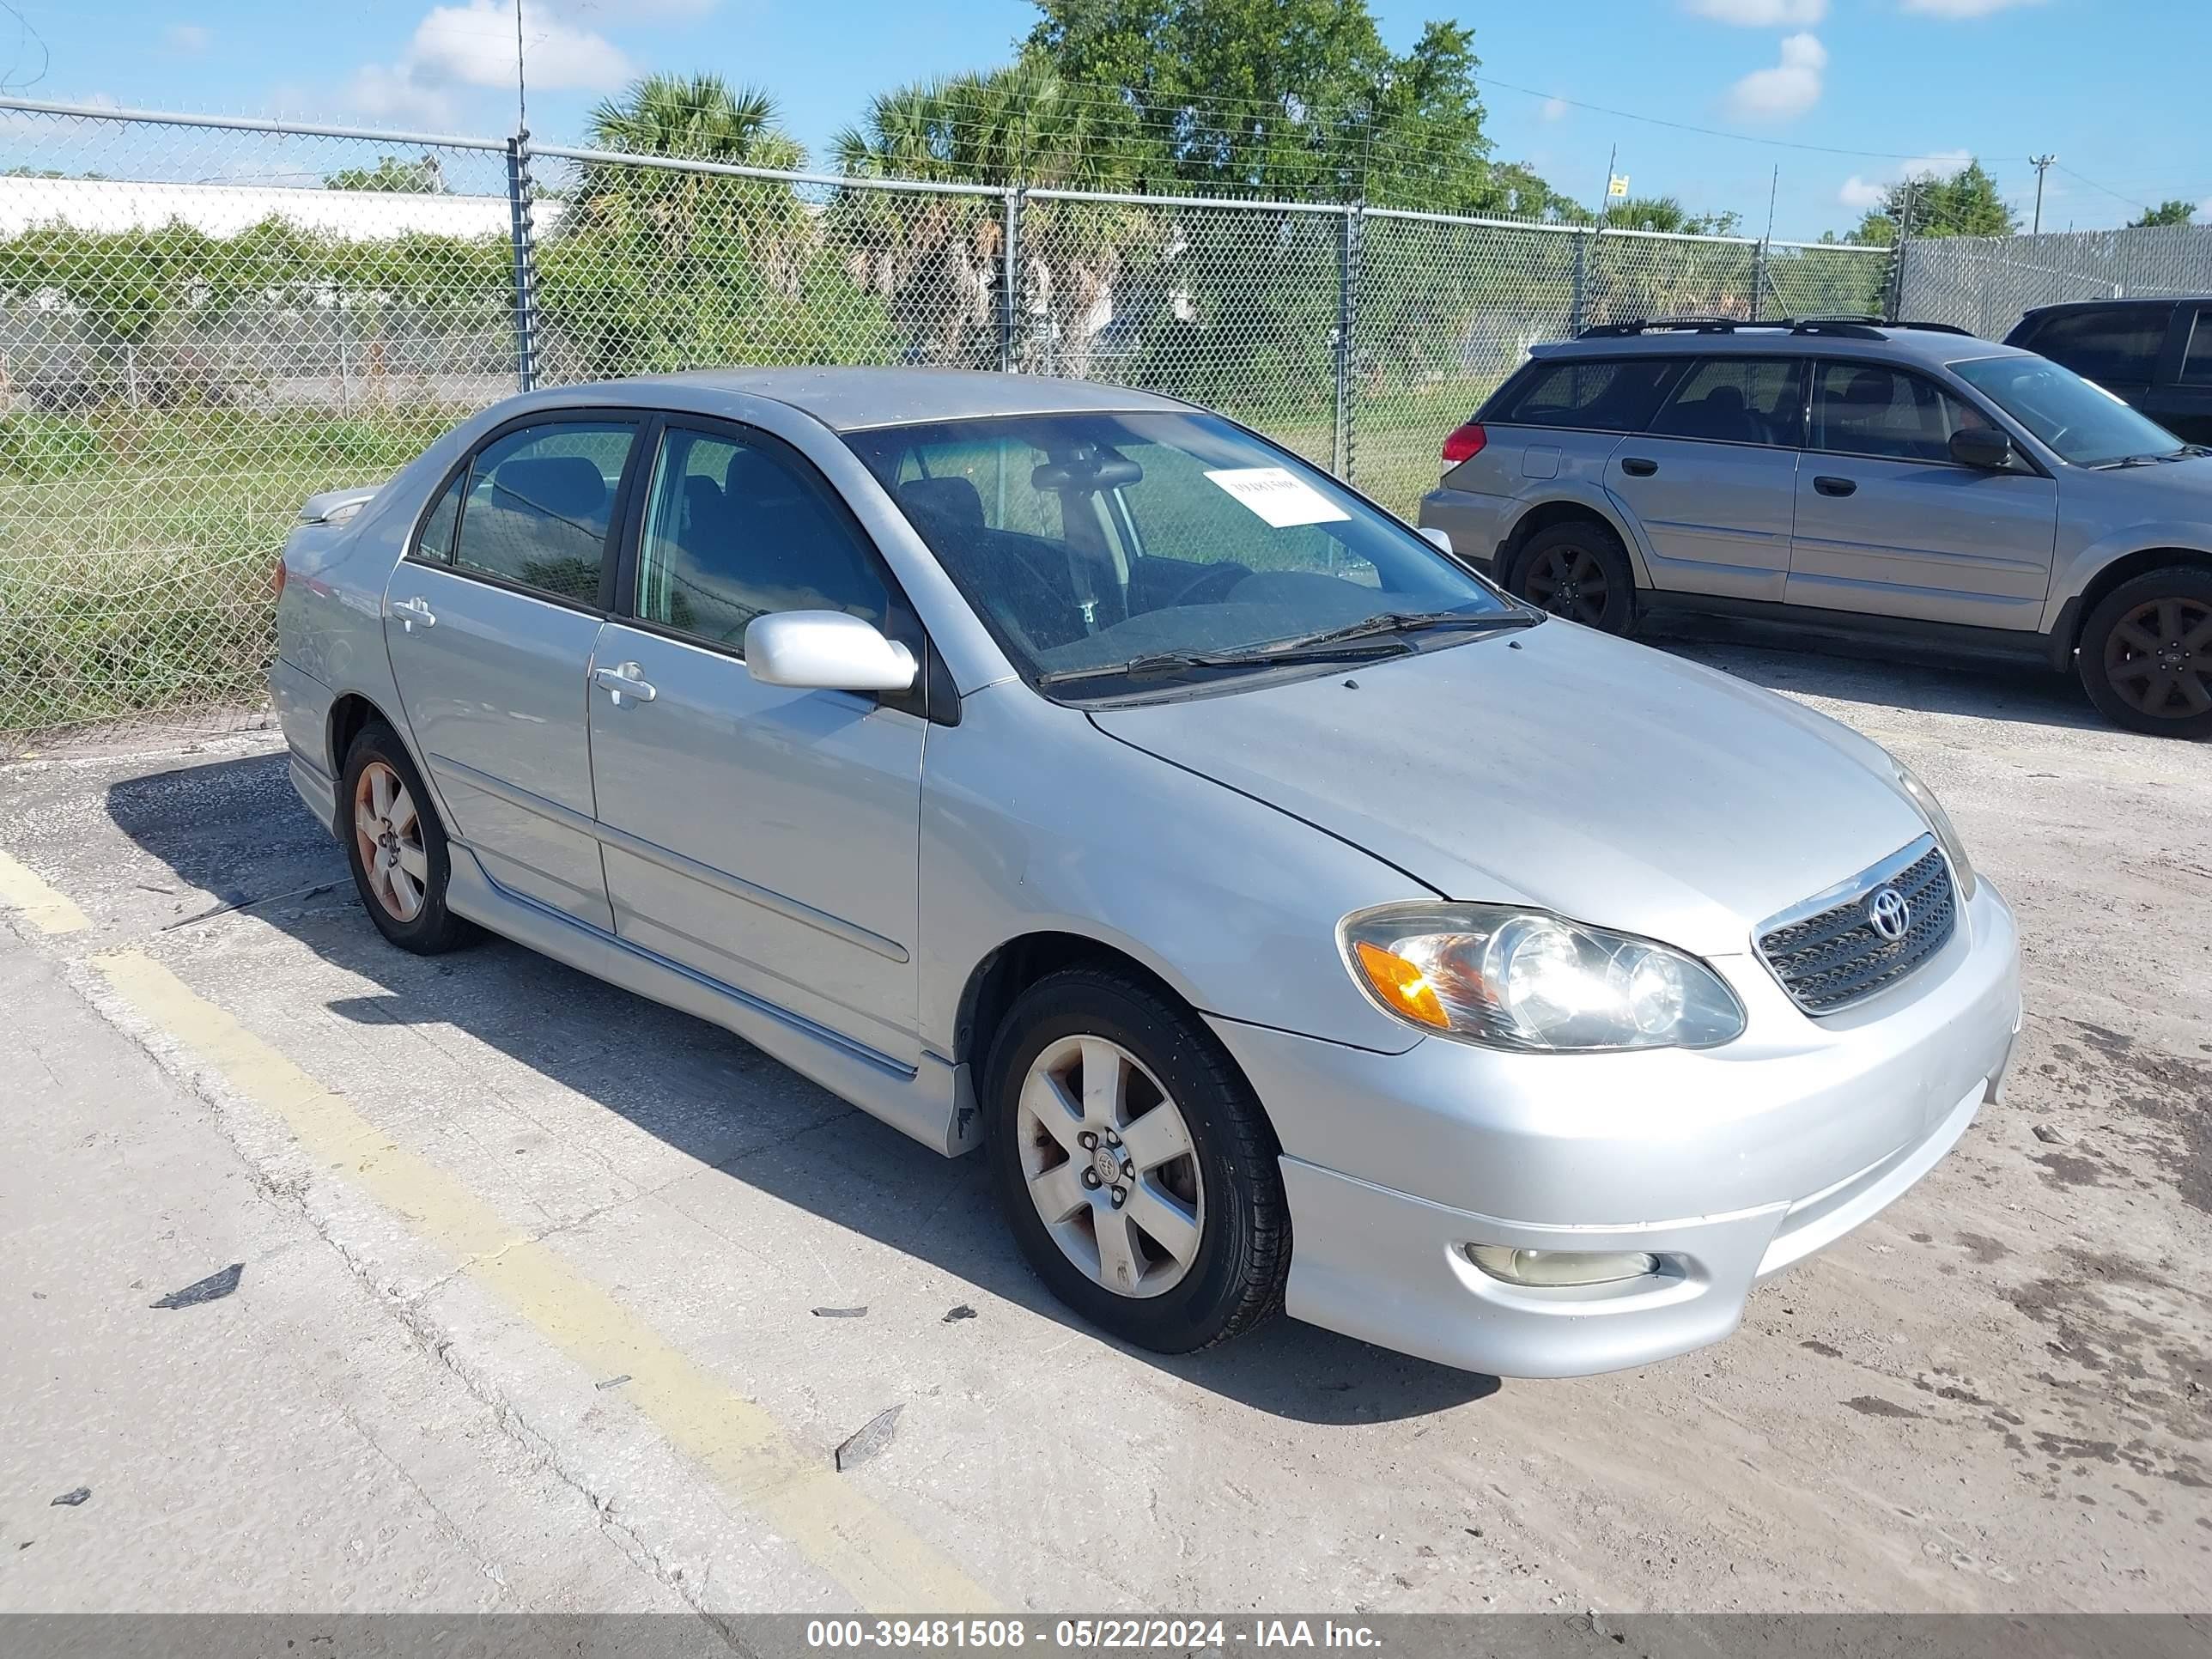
[324,155,447,193]
[536,73,872,376]
[1595,196,1742,237]
[584,72,803,170]
[830,62,1153,371]
[1019,0,1558,216]
[1842,159,2018,245]
[2129,199,2197,228]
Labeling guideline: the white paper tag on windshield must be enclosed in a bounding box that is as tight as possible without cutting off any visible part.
[1203,466,1351,528]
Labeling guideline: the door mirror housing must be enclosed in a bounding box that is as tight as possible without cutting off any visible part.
[1949,427,2014,470]
[744,611,917,693]
[1419,526,1455,555]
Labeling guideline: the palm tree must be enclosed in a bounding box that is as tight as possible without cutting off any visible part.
[829,63,1156,372]
[538,76,822,374]
[586,73,803,171]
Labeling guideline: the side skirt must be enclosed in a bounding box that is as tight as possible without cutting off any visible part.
[443,843,976,1158]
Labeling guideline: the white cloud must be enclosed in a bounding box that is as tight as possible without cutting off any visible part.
[347,0,634,126]
[1900,0,2040,15]
[1837,149,1972,210]
[1686,0,1826,23]
[166,23,210,53]
[1540,96,1570,122]
[1725,32,1826,122]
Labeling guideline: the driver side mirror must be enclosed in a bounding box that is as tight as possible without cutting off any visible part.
[1419,526,1455,555]
[1949,427,2014,470]
[744,611,916,692]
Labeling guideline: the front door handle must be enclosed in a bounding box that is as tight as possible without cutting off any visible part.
[389,596,436,631]
[1814,475,1857,497]
[592,662,658,707]
[1620,457,1658,477]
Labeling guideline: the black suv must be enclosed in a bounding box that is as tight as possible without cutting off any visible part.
[2004,297,2212,444]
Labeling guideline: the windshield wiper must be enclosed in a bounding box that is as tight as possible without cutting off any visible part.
[2094,450,2192,468]
[1035,637,1410,689]
[1244,607,1542,656]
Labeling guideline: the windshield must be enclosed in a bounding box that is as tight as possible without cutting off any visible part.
[845,410,1515,694]
[1951,353,2185,467]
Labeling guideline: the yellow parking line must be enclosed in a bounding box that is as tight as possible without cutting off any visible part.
[0,848,90,936]
[94,946,994,1613]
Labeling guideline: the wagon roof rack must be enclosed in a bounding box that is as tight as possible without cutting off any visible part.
[1790,316,1975,339]
[1576,316,1775,337]
[1575,315,1974,341]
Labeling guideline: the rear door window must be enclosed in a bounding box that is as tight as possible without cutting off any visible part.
[2026,308,2168,387]
[1648,357,1807,447]
[1488,357,1680,433]
[449,421,637,605]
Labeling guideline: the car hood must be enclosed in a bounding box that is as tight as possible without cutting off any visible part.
[1088,621,1930,958]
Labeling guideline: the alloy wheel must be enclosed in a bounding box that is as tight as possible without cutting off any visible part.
[1523,545,1612,625]
[2105,596,2212,721]
[1016,1035,1206,1299]
[353,760,429,922]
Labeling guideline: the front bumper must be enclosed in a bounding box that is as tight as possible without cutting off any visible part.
[1209,879,2021,1378]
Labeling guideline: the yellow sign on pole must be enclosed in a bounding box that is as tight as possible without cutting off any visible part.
[1607,174,1631,198]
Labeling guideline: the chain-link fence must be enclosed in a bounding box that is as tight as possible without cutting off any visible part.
[0,96,1890,755]
[1899,224,2212,338]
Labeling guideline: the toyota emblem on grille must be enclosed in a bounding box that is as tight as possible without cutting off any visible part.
[1866,886,1911,942]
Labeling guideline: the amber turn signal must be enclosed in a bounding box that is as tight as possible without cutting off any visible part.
[1352,939,1450,1030]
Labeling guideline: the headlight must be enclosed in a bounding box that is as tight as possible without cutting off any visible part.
[1340,903,1746,1052]
[1892,760,1976,899]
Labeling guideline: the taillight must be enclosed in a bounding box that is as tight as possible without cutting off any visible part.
[1441,422,1487,464]
[270,556,287,599]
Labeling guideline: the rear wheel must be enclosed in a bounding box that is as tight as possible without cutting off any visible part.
[985,968,1287,1354]
[1511,520,1635,634]
[2077,568,2212,738]
[340,724,477,952]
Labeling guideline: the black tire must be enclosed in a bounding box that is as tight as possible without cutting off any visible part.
[1510,520,1636,634]
[984,967,1288,1354]
[338,722,478,954]
[2075,567,2212,738]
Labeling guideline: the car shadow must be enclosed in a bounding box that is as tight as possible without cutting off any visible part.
[104,751,1499,1426]
[1634,612,2106,732]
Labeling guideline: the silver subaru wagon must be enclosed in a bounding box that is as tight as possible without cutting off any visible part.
[270,368,2022,1378]
[1419,319,2212,738]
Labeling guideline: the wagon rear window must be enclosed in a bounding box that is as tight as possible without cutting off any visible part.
[1488,358,1680,433]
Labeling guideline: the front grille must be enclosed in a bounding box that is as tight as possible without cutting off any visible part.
[1756,839,1957,1015]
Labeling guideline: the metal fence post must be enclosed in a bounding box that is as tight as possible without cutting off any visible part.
[1570,228,1589,336]
[1750,238,1766,322]
[1000,187,1022,374]
[506,134,540,393]
[1335,203,1362,483]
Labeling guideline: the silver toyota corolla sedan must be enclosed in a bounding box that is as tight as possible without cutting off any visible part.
[270,368,2023,1378]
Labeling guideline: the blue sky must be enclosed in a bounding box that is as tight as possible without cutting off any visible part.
[4,0,2207,241]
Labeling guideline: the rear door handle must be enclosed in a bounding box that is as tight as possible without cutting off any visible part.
[389,596,436,631]
[592,662,658,707]
[1619,457,1658,477]
[1814,475,1857,497]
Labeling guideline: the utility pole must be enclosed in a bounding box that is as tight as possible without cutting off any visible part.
[2029,154,2056,235]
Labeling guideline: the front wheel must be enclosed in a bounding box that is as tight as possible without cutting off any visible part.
[1510,520,1635,634]
[2076,568,2212,738]
[984,968,1288,1354]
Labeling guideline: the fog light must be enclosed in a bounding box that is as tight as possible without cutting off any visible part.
[1466,1244,1662,1287]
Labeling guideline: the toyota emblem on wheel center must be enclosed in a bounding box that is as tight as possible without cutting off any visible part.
[1866,886,1911,942]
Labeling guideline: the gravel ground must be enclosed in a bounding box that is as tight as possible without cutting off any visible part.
[0,624,2207,1617]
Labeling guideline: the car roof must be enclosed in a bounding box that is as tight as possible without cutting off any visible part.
[2022,295,2203,314]
[538,366,1195,432]
[1530,325,2029,368]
